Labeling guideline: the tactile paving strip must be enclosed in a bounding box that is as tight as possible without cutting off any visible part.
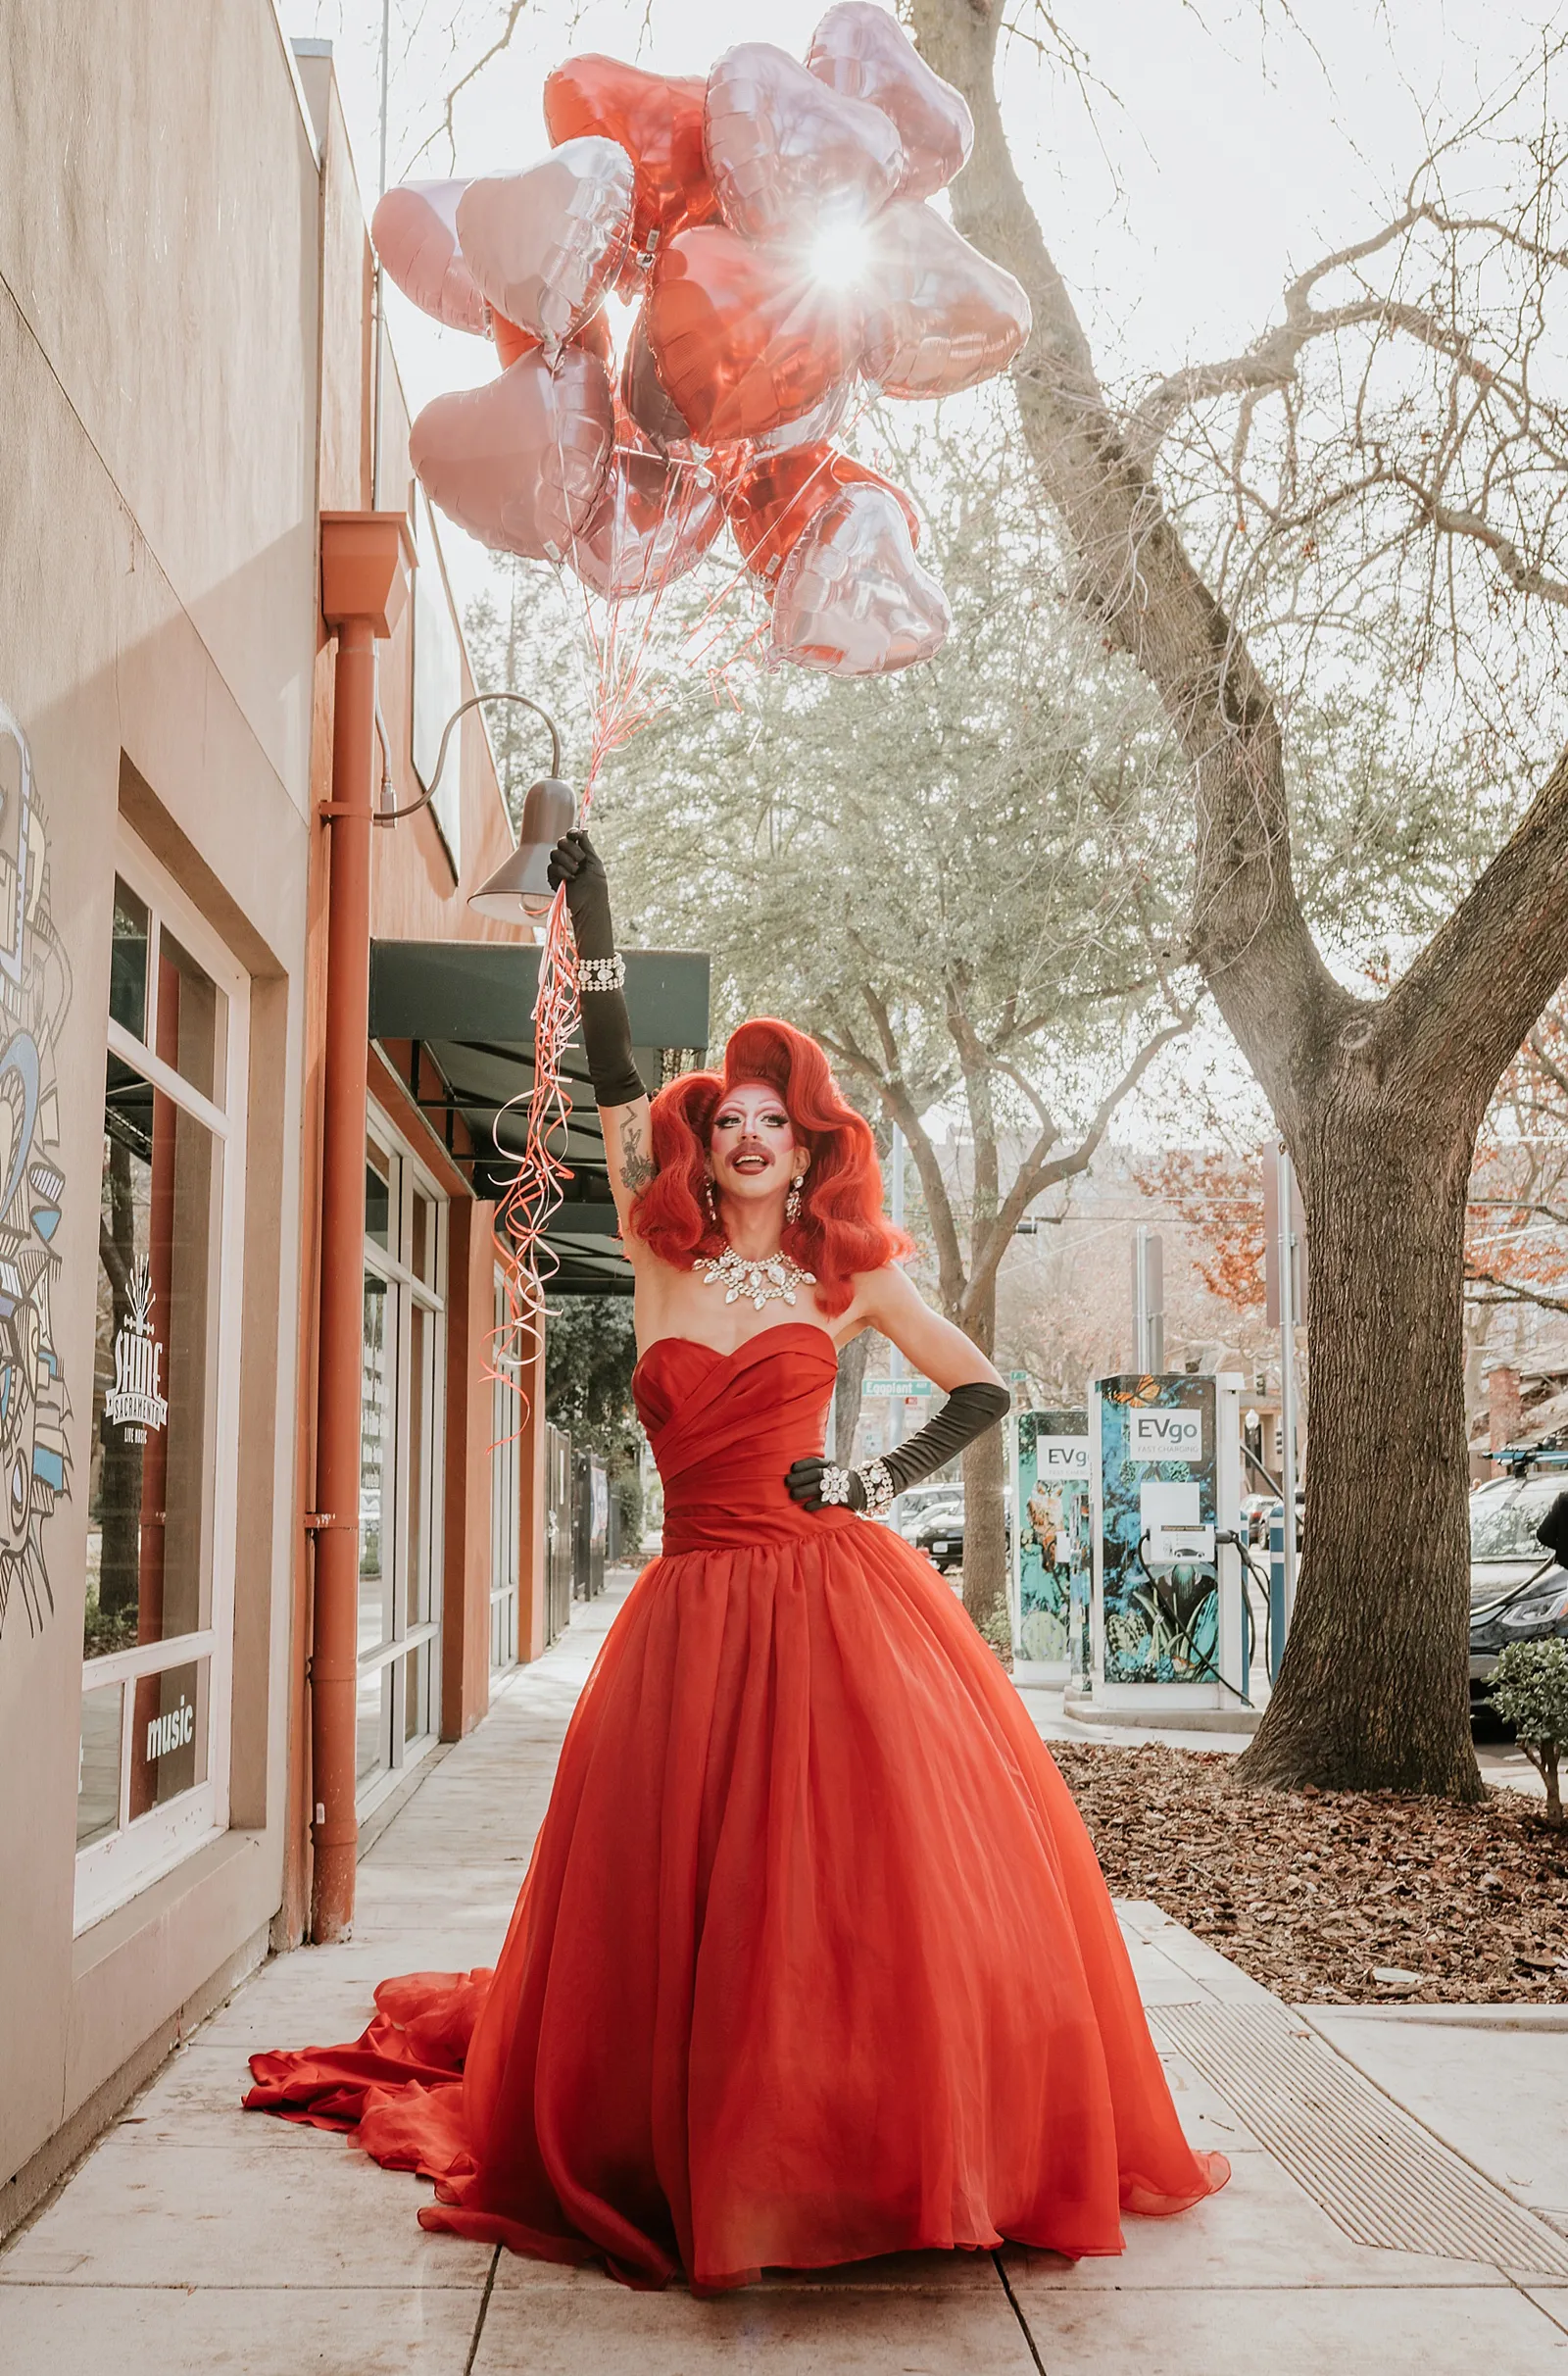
[1154,1999,1568,2277]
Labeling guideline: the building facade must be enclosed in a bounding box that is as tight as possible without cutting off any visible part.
[0,5,709,2236]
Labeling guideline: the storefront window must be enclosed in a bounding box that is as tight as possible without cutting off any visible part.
[357,1115,445,1802]
[77,861,245,1928]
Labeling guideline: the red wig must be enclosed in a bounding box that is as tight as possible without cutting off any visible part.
[628,1018,912,1316]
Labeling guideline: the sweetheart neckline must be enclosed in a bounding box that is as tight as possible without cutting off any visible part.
[632,1320,840,1386]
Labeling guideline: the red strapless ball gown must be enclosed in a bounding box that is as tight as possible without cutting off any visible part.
[245,1324,1227,2288]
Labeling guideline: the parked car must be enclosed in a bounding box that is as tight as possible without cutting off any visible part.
[1468,1462,1568,1703]
[888,1484,962,1543]
[915,1494,1013,1577]
[1240,1492,1275,1549]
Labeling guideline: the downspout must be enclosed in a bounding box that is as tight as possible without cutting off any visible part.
[313,511,412,1942]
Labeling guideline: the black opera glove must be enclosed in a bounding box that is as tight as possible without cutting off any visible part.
[546,830,645,1110]
[786,1457,869,1514]
[785,1381,1012,1515]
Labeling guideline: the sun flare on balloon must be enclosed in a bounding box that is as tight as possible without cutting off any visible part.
[809,223,873,291]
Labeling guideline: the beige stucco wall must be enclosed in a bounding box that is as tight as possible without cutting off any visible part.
[0,2,318,2209]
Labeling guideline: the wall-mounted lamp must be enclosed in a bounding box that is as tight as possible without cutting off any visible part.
[369,689,573,925]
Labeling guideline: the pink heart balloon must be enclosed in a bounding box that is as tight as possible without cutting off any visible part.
[456,138,634,348]
[807,4,973,204]
[704,42,904,248]
[370,180,489,334]
[568,450,723,598]
[771,482,950,675]
[859,203,1031,398]
[410,347,614,562]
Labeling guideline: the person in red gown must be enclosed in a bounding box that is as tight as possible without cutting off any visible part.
[245,834,1228,2290]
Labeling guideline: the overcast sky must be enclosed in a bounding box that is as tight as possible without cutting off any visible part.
[300,0,1545,614]
[291,0,1550,1142]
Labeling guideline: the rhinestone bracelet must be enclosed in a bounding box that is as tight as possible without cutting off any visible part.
[577,952,626,994]
[858,1459,896,1518]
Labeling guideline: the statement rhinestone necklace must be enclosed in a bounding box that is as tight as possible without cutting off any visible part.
[700,1241,816,1312]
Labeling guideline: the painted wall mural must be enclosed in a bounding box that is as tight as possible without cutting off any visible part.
[0,701,74,1641]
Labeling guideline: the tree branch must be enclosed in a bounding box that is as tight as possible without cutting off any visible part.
[1375,738,1568,1114]
[958,1012,1194,1325]
[819,1005,971,1316]
[909,0,1349,1121]
[409,1,534,173]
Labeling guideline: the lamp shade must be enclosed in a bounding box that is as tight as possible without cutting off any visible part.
[467,777,577,919]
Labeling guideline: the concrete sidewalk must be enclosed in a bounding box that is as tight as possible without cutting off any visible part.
[6,1578,1568,2374]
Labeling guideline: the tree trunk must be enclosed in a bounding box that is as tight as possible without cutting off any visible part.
[1238,1087,1483,1797]
[834,1330,874,1469]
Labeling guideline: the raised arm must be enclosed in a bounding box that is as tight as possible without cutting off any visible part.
[547,830,654,1239]
[785,1262,1009,1514]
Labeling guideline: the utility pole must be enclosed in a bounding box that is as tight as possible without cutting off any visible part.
[1132,1226,1164,1373]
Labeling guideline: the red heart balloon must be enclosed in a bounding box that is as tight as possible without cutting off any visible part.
[410,348,614,562]
[492,307,615,371]
[645,226,856,449]
[859,203,1031,398]
[807,4,973,204]
[720,442,919,579]
[705,41,904,247]
[771,481,951,675]
[568,449,724,598]
[544,55,719,274]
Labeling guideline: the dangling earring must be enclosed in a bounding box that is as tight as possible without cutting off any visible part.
[786,1171,805,1225]
[703,1173,718,1227]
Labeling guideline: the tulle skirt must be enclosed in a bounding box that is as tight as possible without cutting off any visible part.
[246,1525,1226,2289]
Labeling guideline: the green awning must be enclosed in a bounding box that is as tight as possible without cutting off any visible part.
[368,940,710,1294]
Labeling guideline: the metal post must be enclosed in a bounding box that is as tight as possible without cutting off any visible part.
[1132,1226,1164,1373]
[1276,1141,1300,1628]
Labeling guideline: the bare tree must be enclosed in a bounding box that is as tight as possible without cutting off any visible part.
[910,2,1568,1792]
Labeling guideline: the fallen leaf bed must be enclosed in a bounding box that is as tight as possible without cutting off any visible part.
[1054,1740,1568,2005]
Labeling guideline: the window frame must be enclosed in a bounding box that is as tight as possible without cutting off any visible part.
[75,830,250,1934]
[489,1269,521,1674]
[358,1104,448,1813]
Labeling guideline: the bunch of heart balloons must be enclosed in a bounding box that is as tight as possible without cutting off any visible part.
[374,6,1030,678]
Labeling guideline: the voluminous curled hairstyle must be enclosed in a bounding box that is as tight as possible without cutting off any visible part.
[628,1018,912,1316]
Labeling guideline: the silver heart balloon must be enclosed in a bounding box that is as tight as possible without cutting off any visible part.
[705,42,904,247]
[859,203,1031,399]
[409,347,615,562]
[456,138,634,348]
[770,481,951,676]
[807,4,973,205]
[568,450,723,599]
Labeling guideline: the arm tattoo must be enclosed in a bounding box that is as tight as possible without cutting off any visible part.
[619,1112,657,1195]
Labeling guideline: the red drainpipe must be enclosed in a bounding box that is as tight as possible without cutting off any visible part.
[312,512,412,1943]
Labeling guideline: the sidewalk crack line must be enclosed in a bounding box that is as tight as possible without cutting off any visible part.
[464,2246,500,2376]
[993,2248,1048,2374]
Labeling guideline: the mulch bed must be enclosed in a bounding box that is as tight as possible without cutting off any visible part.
[1054,1740,1568,2005]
